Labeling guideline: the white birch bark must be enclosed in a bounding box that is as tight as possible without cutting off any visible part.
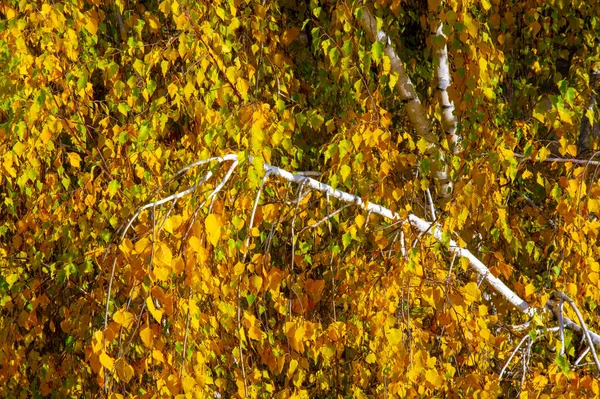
[432,22,460,155]
[357,8,433,142]
[357,7,453,198]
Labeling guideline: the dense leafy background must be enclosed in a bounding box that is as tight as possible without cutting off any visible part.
[1,0,600,397]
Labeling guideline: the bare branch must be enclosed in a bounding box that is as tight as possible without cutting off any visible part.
[550,292,600,373]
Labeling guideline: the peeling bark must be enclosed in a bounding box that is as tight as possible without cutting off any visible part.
[432,22,460,155]
[357,7,453,198]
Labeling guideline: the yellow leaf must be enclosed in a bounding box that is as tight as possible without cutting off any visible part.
[164,215,182,234]
[154,265,170,281]
[236,376,246,398]
[13,141,25,157]
[116,360,134,383]
[232,215,245,229]
[40,127,52,144]
[567,283,577,298]
[152,349,164,363]
[189,236,202,252]
[239,326,247,344]
[483,87,494,100]
[365,353,377,364]
[355,214,366,229]
[92,330,104,354]
[288,359,298,378]
[226,66,237,83]
[205,214,223,246]
[537,146,550,162]
[340,165,351,181]
[113,309,135,329]
[588,199,600,214]
[417,137,429,153]
[173,256,184,275]
[386,328,402,346]
[382,55,391,73]
[147,14,161,31]
[183,81,195,100]
[119,238,133,255]
[134,237,150,254]
[236,78,249,99]
[480,0,491,11]
[68,152,82,168]
[168,83,178,97]
[234,262,245,276]
[262,204,279,222]
[464,282,481,303]
[558,108,573,125]
[248,325,264,341]
[380,160,392,175]
[182,374,196,393]
[146,297,164,323]
[425,369,442,387]
[251,120,266,149]
[558,136,568,156]
[525,283,536,298]
[85,10,98,35]
[100,352,115,370]
[155,242,172,267]
[140,326,153,348]
[250,276,262,292]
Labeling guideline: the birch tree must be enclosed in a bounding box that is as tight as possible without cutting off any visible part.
[2,0,600,397]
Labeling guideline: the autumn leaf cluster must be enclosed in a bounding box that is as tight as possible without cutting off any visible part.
[1,0,600,397]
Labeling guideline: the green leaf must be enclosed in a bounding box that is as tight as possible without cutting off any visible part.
[117,103,130,116]
[108,180,121,198]
[554,354,570,376]
[372,41,384,64]
[342,233,352,249]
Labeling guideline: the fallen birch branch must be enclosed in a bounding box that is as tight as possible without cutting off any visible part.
[106,153,600,376]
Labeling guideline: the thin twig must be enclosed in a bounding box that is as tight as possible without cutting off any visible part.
[236,171,271,397]
[514,152,600,166]
[182,8,244,102]
[499,334,530,380]
[558,298,565,356]
[298,203,352,234]
[553,292,600,374]
[180,288,192,376]
[425,188,436,220]
[103,157,238,382]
